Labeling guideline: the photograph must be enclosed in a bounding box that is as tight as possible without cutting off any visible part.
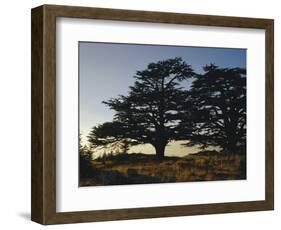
[78,42,247,187]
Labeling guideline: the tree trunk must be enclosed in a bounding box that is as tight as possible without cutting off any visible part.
[154,143,166,159]
[154,126,167,159]
[225,130,238,153]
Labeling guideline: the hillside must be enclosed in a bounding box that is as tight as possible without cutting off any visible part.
[79,151,246,186]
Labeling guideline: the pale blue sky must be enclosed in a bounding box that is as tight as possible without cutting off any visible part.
[79,42,246,155]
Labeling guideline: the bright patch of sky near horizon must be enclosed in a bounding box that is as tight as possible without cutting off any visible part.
[79,42,246,157]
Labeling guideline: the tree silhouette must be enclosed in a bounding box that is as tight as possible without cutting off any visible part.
[88,57,195,159]
[180,64,246,153]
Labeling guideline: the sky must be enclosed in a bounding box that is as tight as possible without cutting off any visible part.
[79,42,246,157]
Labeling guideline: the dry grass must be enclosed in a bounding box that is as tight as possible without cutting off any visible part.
[79,151,246,186]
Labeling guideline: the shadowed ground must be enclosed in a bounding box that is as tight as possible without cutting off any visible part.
[79,151,246,186]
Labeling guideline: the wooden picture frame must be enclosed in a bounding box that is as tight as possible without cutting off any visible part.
[31,4,274,225]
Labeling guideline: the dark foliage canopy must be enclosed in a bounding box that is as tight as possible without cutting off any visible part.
[87,59,246,158]
[180,64,246,152]
[88,57,196,158]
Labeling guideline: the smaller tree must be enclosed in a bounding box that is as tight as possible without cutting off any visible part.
[180,64,246,153]
[79,134,93,178]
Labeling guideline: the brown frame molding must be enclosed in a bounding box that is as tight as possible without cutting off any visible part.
[31,4,274,225]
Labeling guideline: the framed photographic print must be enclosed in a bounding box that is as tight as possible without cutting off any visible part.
[31,4,274,225]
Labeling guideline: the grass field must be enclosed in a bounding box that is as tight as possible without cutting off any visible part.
[79,151,246,186]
